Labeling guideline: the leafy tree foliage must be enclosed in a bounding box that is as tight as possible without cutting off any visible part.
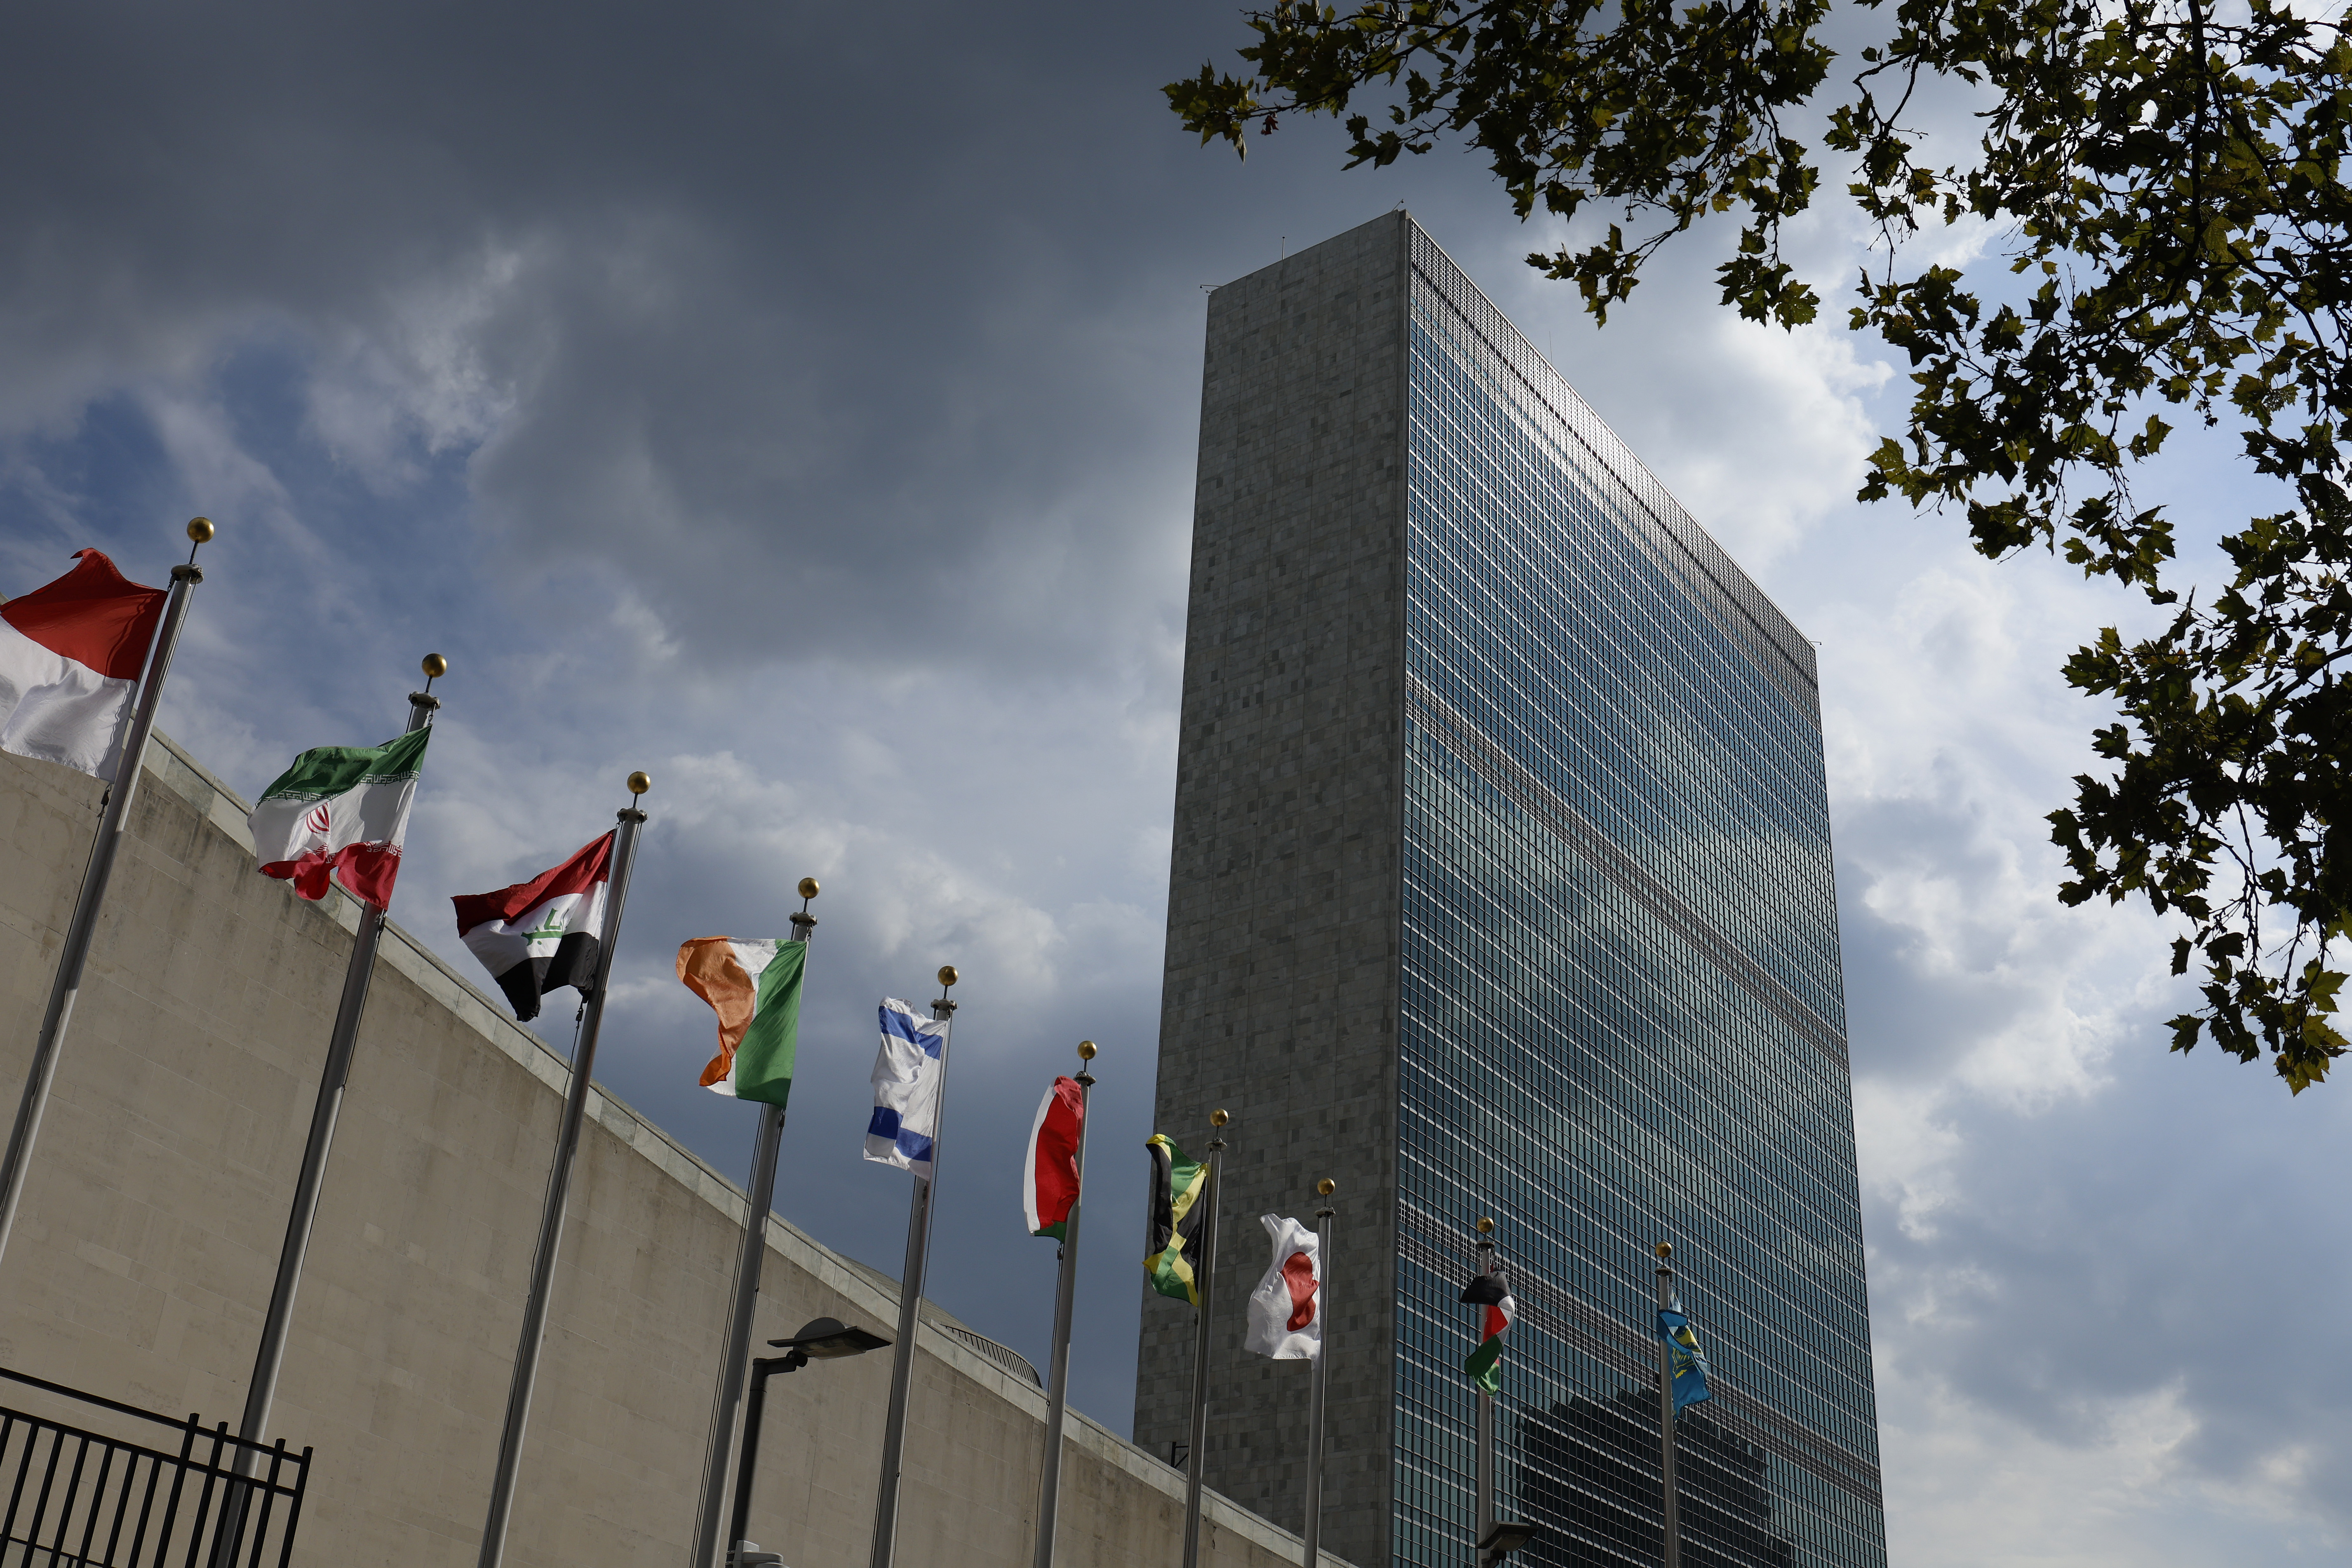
[1168,0,2352,1089]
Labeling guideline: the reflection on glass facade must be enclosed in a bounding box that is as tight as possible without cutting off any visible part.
[1393,229,1887,1568]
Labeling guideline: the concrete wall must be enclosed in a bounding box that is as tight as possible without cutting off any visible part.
[1139,212,1411,1568]
[0,732,1353,1568]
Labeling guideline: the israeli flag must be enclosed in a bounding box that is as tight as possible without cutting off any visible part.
[865,998,950,1179]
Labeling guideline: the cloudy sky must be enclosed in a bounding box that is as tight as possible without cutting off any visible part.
[5,2,2345,1563]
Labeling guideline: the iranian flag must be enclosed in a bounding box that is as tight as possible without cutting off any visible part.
[1023,1076,1086,1240]
[1461,1264,1516,1394]
[452,832,613,1021]
[0,549,167,780]
[679,937,805,1107]
[248,728,432,909]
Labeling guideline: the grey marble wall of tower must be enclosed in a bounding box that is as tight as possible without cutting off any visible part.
[1136,212,1413,1568]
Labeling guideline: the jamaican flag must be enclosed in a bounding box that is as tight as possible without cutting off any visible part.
[1144,1134,1210,1307]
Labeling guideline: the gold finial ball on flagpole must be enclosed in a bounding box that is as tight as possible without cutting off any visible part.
[627,771,652,797]
[1317,1178,1337,1197]
[1476,1216,1495,1235]
[937,965,959,988]
[186,517,215,544]
[1655,1242,1673,1260]
[1209,1108,1229,1128]
[798,877,820,900]
[1077,1040,1097,1060]
[421,653,449,680]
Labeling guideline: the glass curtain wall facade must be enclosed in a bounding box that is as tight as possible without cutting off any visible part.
[1393,231,1885,1567]
[1139,212,1886,1568]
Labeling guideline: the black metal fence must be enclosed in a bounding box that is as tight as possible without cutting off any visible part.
[0,1366,309,1568]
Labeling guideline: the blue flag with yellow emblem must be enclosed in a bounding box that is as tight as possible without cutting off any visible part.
[1657,1294,1712,1413]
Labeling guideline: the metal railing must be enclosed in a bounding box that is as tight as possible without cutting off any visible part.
[0,1366,309,1568]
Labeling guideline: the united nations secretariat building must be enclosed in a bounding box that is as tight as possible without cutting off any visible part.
[1135,213,1888,1568]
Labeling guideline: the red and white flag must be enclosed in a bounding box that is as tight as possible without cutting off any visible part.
[1023,1075,1086,1240]
[0,550,166,780]
[1245,1212,1323,1360]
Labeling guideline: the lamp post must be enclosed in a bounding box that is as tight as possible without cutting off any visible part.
[726,1317,891,1568]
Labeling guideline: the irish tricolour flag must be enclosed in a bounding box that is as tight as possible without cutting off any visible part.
[680,937,805,1108]
[0,549,167,780]
[248,728,432,909]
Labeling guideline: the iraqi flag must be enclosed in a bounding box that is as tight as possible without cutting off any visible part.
[249,728,431,909]
[680,937,806,1108]
[1461,1264,1516,1394]
[452,833,614,1021]
[1244,1213,1323,1361]
[0,549,167,780]
[1024,1076,1086,1241]
[865,999,949,1178]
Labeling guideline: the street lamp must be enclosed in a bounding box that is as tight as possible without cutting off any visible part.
[1478,1521,1539,1562]
[726,1317,892,1567]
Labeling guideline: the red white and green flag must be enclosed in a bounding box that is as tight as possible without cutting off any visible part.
[248,728,431,909]
[1023,1076,1086,1240]
[1461,1263,1516,1394]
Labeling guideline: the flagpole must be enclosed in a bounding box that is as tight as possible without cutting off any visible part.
[1029,1041,1097,1568]
[1473,1219,1495,1567]
[1178,1107,1228,1568]
[0,519,212,1271]
[1299,1178,1335,1568]
[474,775,653,1568]
[213,653,444,1568]
[687,878,820,1568]
[867,965,960,1568]
[1656,1242,1679,1568]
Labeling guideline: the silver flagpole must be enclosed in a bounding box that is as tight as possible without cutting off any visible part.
[1473,1221,1495,1567]
[1029,1041,1098,1568]
[1178,1108,1229,1568]
[474,775,653,1568]
[1299,1178,1336,1568]
[867,965,960,1568]
[1656,1243,1679,1568]
[0,519,213,1269]
[214,653,445,1568]
[687,878,820,1568]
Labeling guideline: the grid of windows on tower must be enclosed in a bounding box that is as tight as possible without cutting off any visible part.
[1391,230,1891,1568]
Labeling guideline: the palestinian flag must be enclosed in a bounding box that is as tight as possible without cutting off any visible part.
[1461,1265,1516,1394]
[679,937,805,1108]
[249,728,432,909]
[452,833,614,1021]
[1024,1076,1086,1241]
[0,549,167,779]
[1144,1134,1211,1307]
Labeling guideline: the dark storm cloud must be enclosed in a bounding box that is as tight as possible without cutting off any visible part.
[0,0,1445,674]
